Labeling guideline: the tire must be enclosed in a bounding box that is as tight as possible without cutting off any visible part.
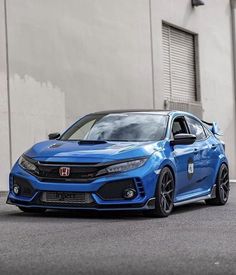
[144,167,175,218]
[205,163,230,206]
[18,207,46,213]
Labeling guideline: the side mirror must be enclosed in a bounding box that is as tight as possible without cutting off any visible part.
[170,133,196,146]
[48,132,60,140]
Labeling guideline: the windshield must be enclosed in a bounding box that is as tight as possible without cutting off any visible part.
[60,113,168,142]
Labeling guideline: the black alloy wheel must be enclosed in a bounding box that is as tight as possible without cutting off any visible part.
[145,167,175,218]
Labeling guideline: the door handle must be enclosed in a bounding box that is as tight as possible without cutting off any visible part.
[193,148,199,154]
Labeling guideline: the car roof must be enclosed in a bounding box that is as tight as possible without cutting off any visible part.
[90,109,172,115]
[89,109,198,118]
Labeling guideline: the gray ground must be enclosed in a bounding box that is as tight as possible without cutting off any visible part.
[0,185,236,275]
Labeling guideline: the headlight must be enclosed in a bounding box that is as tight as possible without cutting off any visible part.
[18,156,39,175]
[97,158,147,175]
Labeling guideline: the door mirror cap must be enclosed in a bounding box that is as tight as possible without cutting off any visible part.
[48,132,60,140]
[170,134,196,146]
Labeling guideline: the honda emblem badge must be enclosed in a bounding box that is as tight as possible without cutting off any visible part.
[59,167,71,177]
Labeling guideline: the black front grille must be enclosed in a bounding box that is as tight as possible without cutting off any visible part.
[23,155,147,183]
[13,176,35,197]
[97,179,137,200]
[36,162,106,182]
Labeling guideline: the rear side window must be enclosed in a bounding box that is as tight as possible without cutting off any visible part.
[185,116,206,141]
[203,125,212,138]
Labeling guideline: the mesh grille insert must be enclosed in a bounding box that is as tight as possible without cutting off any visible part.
[40,192,94,204]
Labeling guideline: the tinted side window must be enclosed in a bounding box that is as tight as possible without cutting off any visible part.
[185,117,206,140]
[172,117,189,136]
[203,125,212,138]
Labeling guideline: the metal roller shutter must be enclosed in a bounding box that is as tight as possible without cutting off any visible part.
[162,24,197,103]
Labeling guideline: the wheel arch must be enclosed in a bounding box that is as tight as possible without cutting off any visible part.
[213,156,229,184]
[163,165,176,185]
[156,160,176,186]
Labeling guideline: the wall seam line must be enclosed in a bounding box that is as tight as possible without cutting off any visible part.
[149,0,155,109]
[4,0,12,168]
[230,0,236,178]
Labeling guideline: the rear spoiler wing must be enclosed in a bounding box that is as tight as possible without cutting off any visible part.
[201,120,223,136]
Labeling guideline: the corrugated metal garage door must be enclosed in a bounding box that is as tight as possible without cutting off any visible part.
[163,24,197,103]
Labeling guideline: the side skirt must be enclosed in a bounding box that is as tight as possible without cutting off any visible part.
[174,185,216,207]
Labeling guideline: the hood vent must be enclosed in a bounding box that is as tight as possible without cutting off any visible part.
[78,140,107,145]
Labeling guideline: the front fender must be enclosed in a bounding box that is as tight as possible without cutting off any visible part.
[151,150,177,188]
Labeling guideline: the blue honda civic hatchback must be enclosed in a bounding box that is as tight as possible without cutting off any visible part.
[7,110,230,217]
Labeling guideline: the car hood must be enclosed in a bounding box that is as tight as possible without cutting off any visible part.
[24,140,164,163]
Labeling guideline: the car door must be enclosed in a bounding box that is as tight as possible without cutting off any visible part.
[184,116,212,195]
[202,124,222,189]
[170,116,196,201]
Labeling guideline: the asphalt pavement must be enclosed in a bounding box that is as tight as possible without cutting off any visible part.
[0,185,236,275]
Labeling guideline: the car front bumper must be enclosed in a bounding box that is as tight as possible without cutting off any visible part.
[7,163,158,211]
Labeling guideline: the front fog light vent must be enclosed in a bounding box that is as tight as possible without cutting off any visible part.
[12,176,35,197]
[97,179,137,200]
[13,185,20,195]
[123,188,136,199]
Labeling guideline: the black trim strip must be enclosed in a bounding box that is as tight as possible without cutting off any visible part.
[201,120,213,126]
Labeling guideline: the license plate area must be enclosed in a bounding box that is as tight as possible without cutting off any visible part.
[41,192,94,204]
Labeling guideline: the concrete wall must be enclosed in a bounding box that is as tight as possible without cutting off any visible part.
[7,0,154,125]
[0,0,235,190]
[151,0,236,177]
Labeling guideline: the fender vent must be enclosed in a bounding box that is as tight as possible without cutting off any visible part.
[134,178,145,197]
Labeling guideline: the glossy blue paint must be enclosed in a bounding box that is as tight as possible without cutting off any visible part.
[7,111,228,211]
